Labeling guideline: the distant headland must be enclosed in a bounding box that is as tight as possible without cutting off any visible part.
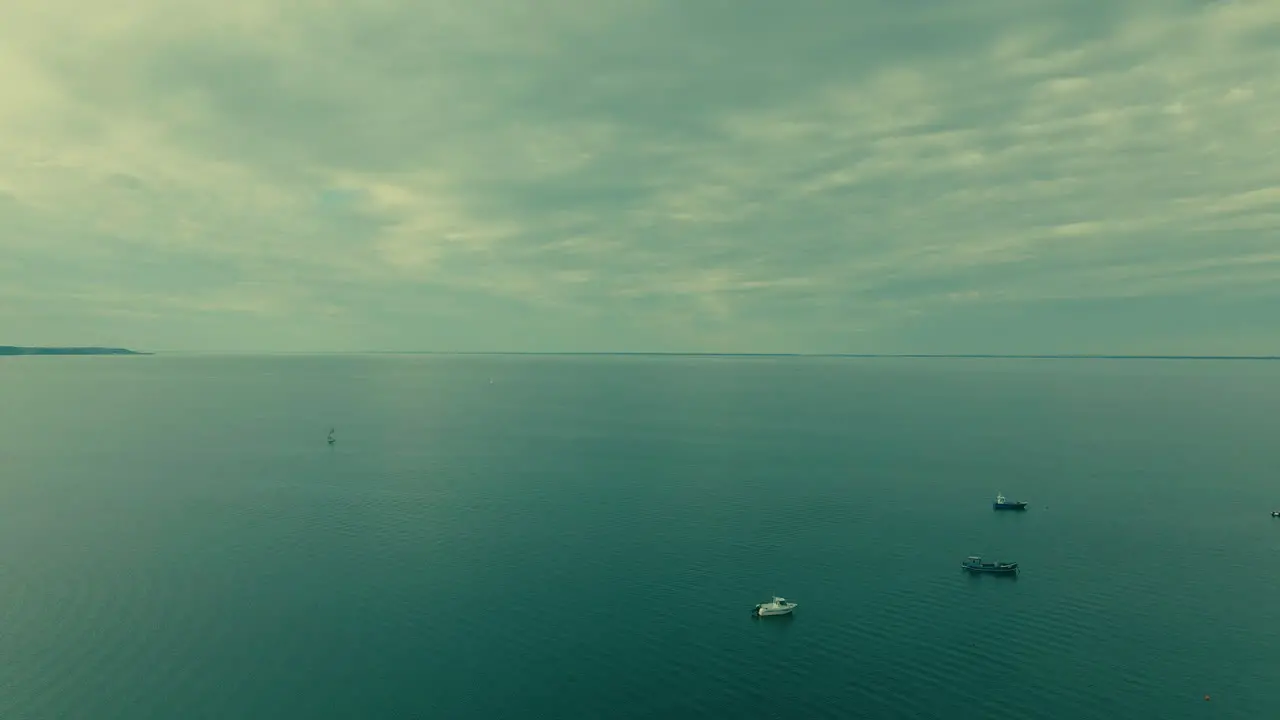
[0,346,150,356]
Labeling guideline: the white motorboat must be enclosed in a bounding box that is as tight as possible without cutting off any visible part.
[752,596,797,617]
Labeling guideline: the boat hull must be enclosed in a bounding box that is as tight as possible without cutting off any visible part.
[962,564,1018,574]
[992,502,1027,511]
[753,604,797,617]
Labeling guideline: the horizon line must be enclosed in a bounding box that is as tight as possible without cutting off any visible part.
[146,351,1280,361]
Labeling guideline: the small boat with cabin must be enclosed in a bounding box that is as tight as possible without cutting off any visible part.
[752,596,798,617]
[992,492,1027,511]
[962,556,1018,574]
[1272,511,1279,518]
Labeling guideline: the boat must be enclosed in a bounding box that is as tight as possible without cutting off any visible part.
[752,596,798,617]
[327,428,336,445]
[992,492,1027,511]
[962,556,1018,574]
[1272,511,1279,518]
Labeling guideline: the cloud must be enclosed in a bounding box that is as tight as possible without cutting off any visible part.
[1,0,1277,351]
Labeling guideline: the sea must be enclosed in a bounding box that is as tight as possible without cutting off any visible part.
[1,354,1278,719]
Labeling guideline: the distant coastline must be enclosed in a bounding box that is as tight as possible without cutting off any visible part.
[355,351,1280,361]
[0,346,149,356]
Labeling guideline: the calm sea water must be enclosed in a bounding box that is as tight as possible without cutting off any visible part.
[2,355,1278,719]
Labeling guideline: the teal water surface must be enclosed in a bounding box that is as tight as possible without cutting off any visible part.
[2,355,1278,718]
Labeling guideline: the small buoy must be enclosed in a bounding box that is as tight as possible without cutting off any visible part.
[1204,695,1210,701]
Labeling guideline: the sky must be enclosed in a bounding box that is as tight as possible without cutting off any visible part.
[1,0,1278,354]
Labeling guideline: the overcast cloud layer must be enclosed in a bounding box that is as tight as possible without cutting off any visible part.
[2,0,1278,353]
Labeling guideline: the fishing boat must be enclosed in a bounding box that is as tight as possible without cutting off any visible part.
[992,492,1027,510]
[752,596,798,617]
[961,556,1018,574]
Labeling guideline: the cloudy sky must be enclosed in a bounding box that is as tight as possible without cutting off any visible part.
[2,0,1277,353]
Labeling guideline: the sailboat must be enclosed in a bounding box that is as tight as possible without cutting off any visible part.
[327,428,336,445]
